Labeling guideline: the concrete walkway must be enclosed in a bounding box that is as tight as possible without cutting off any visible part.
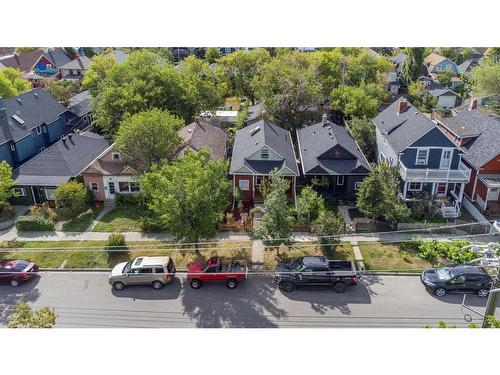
[251,240,265,270]
[86,206,114,232]
[351,240,365,270]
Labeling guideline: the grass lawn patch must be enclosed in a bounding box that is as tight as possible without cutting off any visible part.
[60,207,103,232]
[92,206,146,232]
[263,242,353,270]
[359,242,441,271]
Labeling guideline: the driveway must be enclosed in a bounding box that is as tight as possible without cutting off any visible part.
[1,273,498,328]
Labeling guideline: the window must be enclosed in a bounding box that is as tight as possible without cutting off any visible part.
[10,144,16,151]
[408,182,422,191]
[465,275,481,282]
[416,148,429,165]
[140,268,153,274]
[256,176,263,186]
[354,182,362,191]
[45,188,56,200]
[336,176,344,186]
[440,149,452,169]
[36,125,42,135]
[238,179,250,191]
[13,188,26,196]
[130,182,140,192]
[109,182,116,194]
[89,182,99,191]
[119,181,130,192]
[112,152,121,161]
[154,267,164,274]
[39,147,45,153]
[260,148,269,159]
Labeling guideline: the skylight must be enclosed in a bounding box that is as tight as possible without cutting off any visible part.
[11,114,25,125]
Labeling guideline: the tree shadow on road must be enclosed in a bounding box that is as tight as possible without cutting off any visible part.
[0,276,41,325]
[181,275,288,328]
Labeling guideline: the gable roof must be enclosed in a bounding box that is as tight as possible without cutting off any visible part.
[373,97,440,153]
[229,119,299,175]
[59,55,92,70]
[0,50,44,71]
[82,144,137,176]
[458,59,478,74]
[440,109,500,168]
[177,119,228,160]
[43,48,72,68]
[296,120,370,175]
[424,52,448,69]
[0,88,67,144]
[419,77,459,98]
[68,90,93,118]
[13,131,111,186]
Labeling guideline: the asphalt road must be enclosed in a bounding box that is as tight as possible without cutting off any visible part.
[1,272,498,328]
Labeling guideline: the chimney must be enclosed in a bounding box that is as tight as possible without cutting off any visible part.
[322,113,328,126]
[68,134,73,140]
[261,110,267,120]
[397,99,408,114]
[469,98,478,111]
[62,136,67,143]
[194,116,200,124]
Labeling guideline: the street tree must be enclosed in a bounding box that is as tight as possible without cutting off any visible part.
[205,47,221,64]
[8,302,56,328]
[311,210,345,257]
[252,51,322,130]
[252,169,293,248]
[330,83,387,119]
[0,67,31,98]
[0,161,15,214]
[216,48,271,104]
[115,109,184,172]
[140,150,230,248]
[295,185,325,224]
[471,63,500,97]
[400,47,425,84]
[347,116,376,160]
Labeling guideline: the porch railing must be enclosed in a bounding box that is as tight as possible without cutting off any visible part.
[440,201,460,218]
[399,162,471,182]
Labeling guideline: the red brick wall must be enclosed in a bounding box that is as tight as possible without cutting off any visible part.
[82,174,105,201]
[234,175,253,201]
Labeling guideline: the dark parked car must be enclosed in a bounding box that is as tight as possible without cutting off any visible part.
[0,259,39,287]
[421,265,493,298]
[275,256,358,293]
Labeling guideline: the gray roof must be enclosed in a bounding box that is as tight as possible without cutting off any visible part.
[373,97,437,153]
[391,52,406,66]
[59,55,92,70]
[43,48,72,67]
[246,102,264,123]
[420,77,459,98]
[177,119,228,160]
[458,59,477,74]
[68,90,93,117]
[0,50,44,71]
[13,131,110,186]
[0,88,67,144]
[441,109,500,168]
[297,120,370,175]
[111,50,128,64]
[229,119,299,175]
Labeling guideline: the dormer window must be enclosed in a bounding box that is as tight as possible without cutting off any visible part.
[112,152,121,161]
[260,148,269,159]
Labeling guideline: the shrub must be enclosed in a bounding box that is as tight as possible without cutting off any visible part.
[107,233,126,248]
[418,241,438,261]
[225,212,234,225]
[16,216,55,231]
[115,193,138,206]
[54,181,87,218]
[29,202,58,221]
[399,238,424,252]
[295,186,325,224]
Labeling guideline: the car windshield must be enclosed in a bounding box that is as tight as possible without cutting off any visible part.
[288,259,303,271]
[437,268,454,280]
[122,261,132,273]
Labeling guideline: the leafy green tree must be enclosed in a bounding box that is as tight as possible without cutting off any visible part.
[483,48,500,64]
[400,47,425,84]
[0,161,16,214]
[330,83,387,118]
[115,109,184,172]
[252,169,293,247]
[140,150,230,247]
[253,51,322,130]
[295,186,325,224]
[14,47,38,54]
[227,101,250,144]
[82,47,96,58]
[408,81,438,112]
[216,48,271,104]
[82,52,116,97]
[205,47,221,64]
[436,69,455,87]
[41,78,80,106]
[311,210,345,256]
[54,181,88,218]
[347,116,376,160]
[437,47,459,62]
[471,63,500,97]
[343,49,392,86]
[63,47,77,59]
[143,48,174,63]
[356,162,410,222]
[8,302,56,328]
[309,49,344,95]
[0,67,31,99]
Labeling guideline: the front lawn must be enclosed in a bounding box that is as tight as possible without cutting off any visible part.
[60,207,103,232]
[263,242,353,270]
[358,242,438,271]
[92,206,146,232]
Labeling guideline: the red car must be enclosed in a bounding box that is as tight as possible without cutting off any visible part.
[187,256,248,289]
[0,260,39,287]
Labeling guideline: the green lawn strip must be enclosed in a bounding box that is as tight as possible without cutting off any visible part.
[92,206,146,232]
[263,242,354,270]
[60,207,104,232]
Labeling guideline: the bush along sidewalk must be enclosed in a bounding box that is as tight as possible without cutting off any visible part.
[401,238,478,264]
[15,215,55,232]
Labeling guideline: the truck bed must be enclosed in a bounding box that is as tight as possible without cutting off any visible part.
[328,260,356,275]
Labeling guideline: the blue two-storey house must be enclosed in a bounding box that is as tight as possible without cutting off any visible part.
[373,98,471,218]
[0,88,69,168]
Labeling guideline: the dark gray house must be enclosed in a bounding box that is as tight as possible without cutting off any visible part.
[373,98,471,218]
[11,131,110,206]
[67,90,94,131]
[296,116,370,201]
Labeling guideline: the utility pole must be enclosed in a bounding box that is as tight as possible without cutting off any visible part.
[482,288,500,328]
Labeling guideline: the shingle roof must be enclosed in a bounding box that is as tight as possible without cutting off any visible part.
[424,52,447,71]
[59,55,92,70]
[68,90,93,117]
[420,77,459,98]
[458,59,478,74]
[0,50,43,71]
[297,120,370,175]
[177,119,228,160]
[229,119,299,175]
[373,97,437,153]
[13,131,110,186]
[391,52,406,66]
[0,88,67,144]
[440,109,500,168]
[43,48,72,67]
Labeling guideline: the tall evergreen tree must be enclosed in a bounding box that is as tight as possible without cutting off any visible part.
[400,47,425,84]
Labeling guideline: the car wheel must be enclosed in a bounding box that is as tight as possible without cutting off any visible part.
[152,280,163,290]
[226,279,238,289]
[333,281,347,293]
[478,288,489,298]
[434,287,447,297]
[113,281,125,291]
[279,281,296,292]
[190,279,202,289]
[9,279,20,287]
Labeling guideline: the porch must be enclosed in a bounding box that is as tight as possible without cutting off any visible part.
[475,175,500,218]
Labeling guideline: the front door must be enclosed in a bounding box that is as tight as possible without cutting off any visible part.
[436,183,447,197]
[32,187,46,205]
[108,181,116,199]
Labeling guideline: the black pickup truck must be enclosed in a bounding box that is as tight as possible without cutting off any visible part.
[275,256,358,292]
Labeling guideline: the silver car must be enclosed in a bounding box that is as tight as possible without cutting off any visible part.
[109,256,176,291]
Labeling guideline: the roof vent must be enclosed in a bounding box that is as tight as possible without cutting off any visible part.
[322,113,328,126]
[303,147,306,151]
[249,126,260,136]
[62,136,67,143]
[254,141,258,145]
[312,131,316,135]
[68,134,73,140]
[414,111,418,115]
[33,93,38,99]
[16,98,22,104]
[187,129,192,134]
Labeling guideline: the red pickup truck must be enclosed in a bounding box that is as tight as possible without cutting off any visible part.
[187,256,248,289]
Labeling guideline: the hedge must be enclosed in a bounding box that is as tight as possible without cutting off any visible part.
[15,215,55,232]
